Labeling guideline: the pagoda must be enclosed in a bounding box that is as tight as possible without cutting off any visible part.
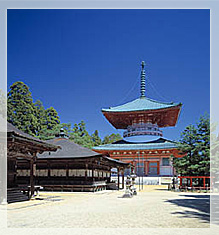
[93,62,182,177]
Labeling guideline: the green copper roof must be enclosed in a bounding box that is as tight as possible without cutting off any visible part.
[102,97,181,112]
[93,138,177,151]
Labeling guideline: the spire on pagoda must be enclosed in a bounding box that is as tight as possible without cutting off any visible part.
[140,61,146,98]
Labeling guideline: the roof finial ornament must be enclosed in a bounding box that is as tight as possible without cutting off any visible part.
[140,61,146,98]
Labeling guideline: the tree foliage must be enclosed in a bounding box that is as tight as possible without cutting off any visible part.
[173,114,210,176]
[102,133,122,144]
[7,81,38,136]
[7,81,122,148]
[7,81,60,138]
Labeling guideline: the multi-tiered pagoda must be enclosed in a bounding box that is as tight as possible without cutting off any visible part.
[93,62,182,177]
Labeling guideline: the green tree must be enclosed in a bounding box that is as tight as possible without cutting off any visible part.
[38,106,60,139]
[7,81,38,136]
[39,123,71,140]
[69,121,93,148]
[173,114,210,176]
[91,130,102,146]
[45,107,60,130]
[102,133,122,144]
[34,100,47,137]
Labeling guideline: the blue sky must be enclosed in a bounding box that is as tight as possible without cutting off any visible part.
[7,9,210,140]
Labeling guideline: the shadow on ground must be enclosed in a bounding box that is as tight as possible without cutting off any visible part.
[155,189,169,191]
[165,194,210,223]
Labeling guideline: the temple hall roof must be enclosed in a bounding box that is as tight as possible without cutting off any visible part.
[7,122,58,152]
[38,137,101,159]
[37,137,130,167]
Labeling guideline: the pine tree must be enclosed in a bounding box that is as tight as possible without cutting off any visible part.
[173,114,210,176]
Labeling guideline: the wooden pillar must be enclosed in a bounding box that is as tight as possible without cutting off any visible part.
[180,177,182,187]
[98,169,100,180]
[203,177,206,189]
[30,159,34,197]
[14,158,17,186]
[190,177,192,187]
[66,161,69,180]
[92,165,94,181]
[85,163,88,182]
[117,167,120,190]
[121,168,124,189]
[47,160,50,178]
[30,153,37,198]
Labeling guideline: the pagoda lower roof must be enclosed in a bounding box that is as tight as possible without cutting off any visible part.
[102,97,181,112]
[93,138,177,151]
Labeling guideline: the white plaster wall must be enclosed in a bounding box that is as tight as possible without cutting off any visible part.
[160,166,173,176]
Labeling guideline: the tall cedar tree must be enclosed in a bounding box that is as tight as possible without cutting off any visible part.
[33,106,61,140]
[8,81,60,138]
[173,114,210,176]
[34,100,47,137]
[7,81,38,136]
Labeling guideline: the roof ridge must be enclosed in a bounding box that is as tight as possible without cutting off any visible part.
[101,96,181,112]
[143,97,179,105]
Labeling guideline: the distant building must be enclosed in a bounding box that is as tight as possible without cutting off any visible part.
[93,62,182,177]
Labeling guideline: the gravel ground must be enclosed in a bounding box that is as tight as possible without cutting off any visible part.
[6,185,210,228]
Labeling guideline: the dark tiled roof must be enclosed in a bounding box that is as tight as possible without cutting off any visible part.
[7,122,58,150]
[38,138,101,159]
[37,138,130,166]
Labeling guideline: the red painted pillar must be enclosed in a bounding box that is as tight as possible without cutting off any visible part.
[190,177,192,187]
[203,177,206,189]
[180,178,182,187]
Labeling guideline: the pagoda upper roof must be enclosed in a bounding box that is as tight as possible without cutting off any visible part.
[102,97,181,113]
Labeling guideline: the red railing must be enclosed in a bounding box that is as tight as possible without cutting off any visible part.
[178,176,213,190]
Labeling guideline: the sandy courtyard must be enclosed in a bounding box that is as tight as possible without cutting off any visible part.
[6,185,210,228]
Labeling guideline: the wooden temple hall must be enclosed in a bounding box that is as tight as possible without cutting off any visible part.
[7,125,130,202]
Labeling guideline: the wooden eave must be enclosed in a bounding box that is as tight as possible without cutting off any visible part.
[102,105,182,129]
